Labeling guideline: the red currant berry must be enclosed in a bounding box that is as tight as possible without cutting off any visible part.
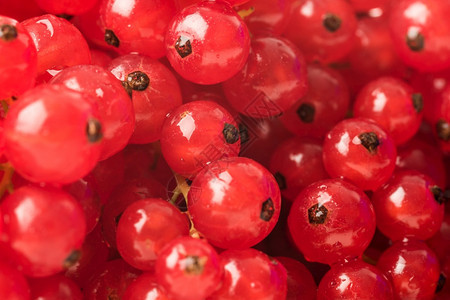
[0,261,30,300]
[288,179,376,265]
[427,213,450,263]
[34,0,98,16]
[318,259,394,299]
[389,0,450,72]
[354,76,423,145]
[0,16,37,100]
[155,236,222,300]
[51,64,135,160]
[223,36,308,118]
[165,1,251,84]
[377,239,440,300]
[123,272,168,300]
[209,248,287,299]
[322,118,397,191]
[0,185,86,277]
[372,170,445,241]
[116,198,190,271]
[160,101,240,178]
[284,0,357,63]
[29,274,83,300]
[4,84,102,184]
[109,53,182,144]
[188,157,281,249]
[280,63,349,138]
[100,0,176,59]
[276,256,317,300]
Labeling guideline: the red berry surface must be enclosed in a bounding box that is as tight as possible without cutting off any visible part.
[34,0,98,16]
[276,256,317,300]
[0,261,30,300]
[28,274,83,300]
[122,272,168,300]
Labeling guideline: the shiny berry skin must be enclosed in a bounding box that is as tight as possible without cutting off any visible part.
[0,16,37,100]
[165,1,251,84]
[433,86,450,153]
[236,0,293,35]
[280,63,349,138]
[275,256,317,300]
[28,274,83,300]
[288,179,376,265]
[155,237,222,300]
[283,0,357,63]
[109,54,182,144]
[34,0,98,15]
[209,248,287,299]
[21,14,91,79]
[322,118,397,191]
[396,136,447,189]
[0,261,30,300]
[188,157,281,249]
[100,0,176,59]
[116,198,190,271]
[317,259,394,299]
[427,213,450,263]
[160,101,240,178]
[269,137,328,201]
[377,239,440,300]
[0,185,86,277]
[354,76,423,145]
[0,0,44,22]
[83,259,141,300]
[51,64,135,160]
[372,170,445,241]
[4,84,102,184]
[223,36,308,118]
[389,0,450,72]
[123,272,168,300]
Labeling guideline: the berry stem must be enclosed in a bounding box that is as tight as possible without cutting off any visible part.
[0,162,14,199]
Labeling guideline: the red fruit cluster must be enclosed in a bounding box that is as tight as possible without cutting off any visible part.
[0,0,449,299]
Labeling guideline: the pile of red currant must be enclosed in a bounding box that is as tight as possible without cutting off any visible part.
[0,0,450,299]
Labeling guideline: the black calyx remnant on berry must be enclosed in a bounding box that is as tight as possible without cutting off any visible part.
[308,203,328,225]
[185,178,193,186]
[323,13,342,33]
[430,185,445,205]
[121,81,133,99]
[86,118,103,143]
[238,123,249,145]
[411,93,424,113]
[406,29,424,52]
[274,172,287,190]
[223,123,239,144]
[359,132,380,154]
[105,29,120,47]
[127,71,150,91]
[436,119,450,141]
[0,24,18,42]
[435,273,446,293]
[184,255,206,275]
[296,103,315,123]
[56,14,73,21]
[175,36,192,58]
[63,249,81,268]
[260,198,275,221]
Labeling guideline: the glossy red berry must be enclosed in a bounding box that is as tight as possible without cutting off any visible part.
[318,259,394,299]
[0,16,37,100]
[160,101,240,178]
[223,36,308,118]
[269,137,328,201]
[427,213,450,263]
[4,84,102,184]
[0,261,30,300]
[187,157,281,249]
[389,0,450,72]
[276,256,317,300]
[109,54,182,144]
[288,179,376,265]
[280,63,349,138]
[34,0,98,16]
[322,118,397,191]
[116,198,190,271]
[284,0,357,63]
[100,0,176,59]
[22,14,91,80]
[28,274,83,300]
[165,1,251,84]
[123,272,168,300]
[372,170,445,241]
[377,239,440,300]
[51,64,135,160]
[353,76,423,145]
[433,86,450,153]
[155,237,222,300]
[209,248,287,299]
[0,185,86,277]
